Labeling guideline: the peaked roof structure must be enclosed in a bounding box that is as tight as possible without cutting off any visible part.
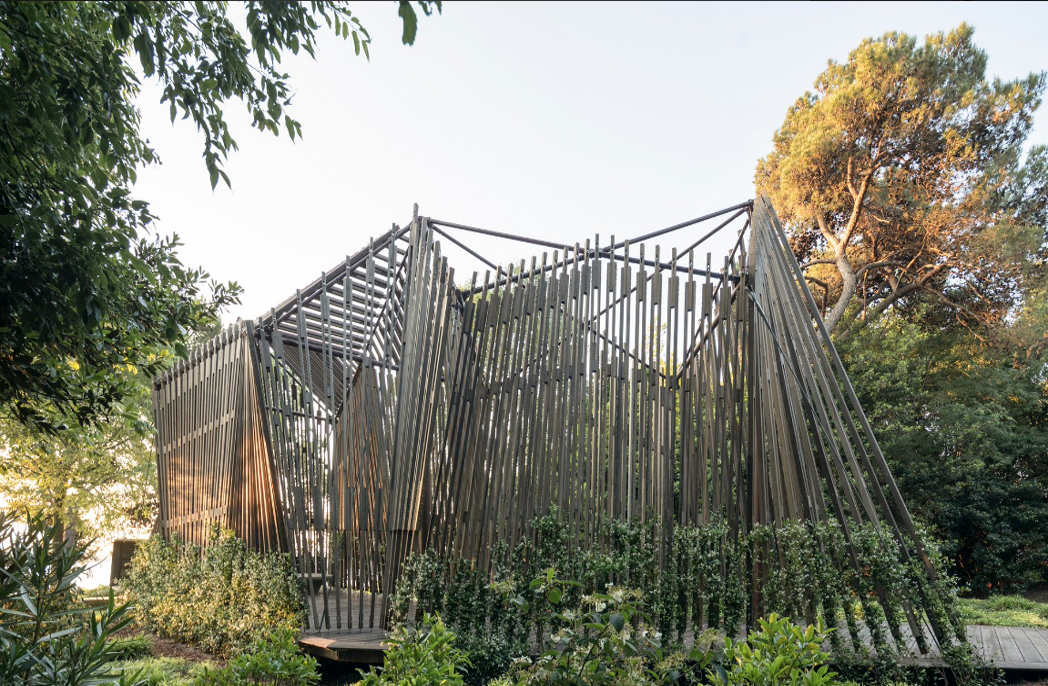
[152,196,965,657]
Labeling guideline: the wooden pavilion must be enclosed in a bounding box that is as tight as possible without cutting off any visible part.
[151,196,963,658]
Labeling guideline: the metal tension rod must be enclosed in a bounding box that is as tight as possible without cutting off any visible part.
[432,200,752,263]
[673,208,749,259]
[604,200,753,253]
[429,225,500,271]
[428,218,574,251]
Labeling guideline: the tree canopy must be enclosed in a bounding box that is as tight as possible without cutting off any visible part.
[0,369,157,543]
[0,0,439,433]
[756,24,1048,341]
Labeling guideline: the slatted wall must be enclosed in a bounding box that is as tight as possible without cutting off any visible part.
[153,322,284,552]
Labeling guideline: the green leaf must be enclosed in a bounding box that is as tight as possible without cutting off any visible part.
[398,1,418,45]
[133,32,155,77]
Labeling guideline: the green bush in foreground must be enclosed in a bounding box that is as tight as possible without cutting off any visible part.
[506,571,834,686]
[379,568,844,686]
[192,629,319,686]
[358,614,471,686]
[711,614,835,686]
[125,528,305,657]
[511,568,699,686]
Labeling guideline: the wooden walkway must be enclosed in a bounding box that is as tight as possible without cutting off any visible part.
[299,622,1048,671]
[966,625,1048,671]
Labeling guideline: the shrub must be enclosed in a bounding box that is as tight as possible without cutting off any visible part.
[0,511,136,686]
[708,613,836,686]
[191,629,319,686]
[125,528,305,657]
[390,550,529,685]
[510,568,696,686]
[357,614,471,686]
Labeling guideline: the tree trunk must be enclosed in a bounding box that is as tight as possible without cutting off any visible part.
[63,504,78,548]
[823,245,858,333]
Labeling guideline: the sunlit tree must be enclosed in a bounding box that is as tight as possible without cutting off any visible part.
[757,24,1048,340]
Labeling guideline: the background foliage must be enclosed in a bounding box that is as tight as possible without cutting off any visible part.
[0,370,157,545]
[838,311,1048,592]
[756,24,1048,338]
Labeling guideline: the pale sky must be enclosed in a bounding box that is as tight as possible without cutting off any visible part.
[131,1,1048,326]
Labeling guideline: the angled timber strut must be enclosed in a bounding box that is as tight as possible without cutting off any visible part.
[151,196,966,658]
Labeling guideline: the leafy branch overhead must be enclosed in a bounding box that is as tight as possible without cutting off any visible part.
[117,1,441,191]
[0,1,438,433]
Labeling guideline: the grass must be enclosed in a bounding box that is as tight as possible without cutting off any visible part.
[106,634,154,660]
[838,594,1048,629]
[956,595,1048,629]
[105,634,217,686]
[112,657,217,686]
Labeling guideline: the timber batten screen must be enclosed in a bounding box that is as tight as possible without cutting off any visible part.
[152,196,964,655]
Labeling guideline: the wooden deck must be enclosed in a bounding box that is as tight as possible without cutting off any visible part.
[966,624,1048,671]
[297,590,400,664]
[299,628,388,664]
[299,622,1048,671]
